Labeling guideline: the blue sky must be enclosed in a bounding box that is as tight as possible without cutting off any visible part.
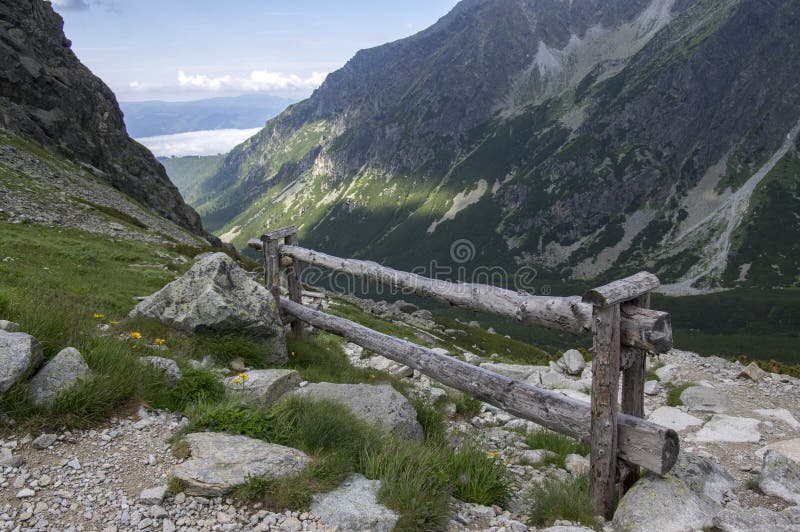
[51,0,459,102]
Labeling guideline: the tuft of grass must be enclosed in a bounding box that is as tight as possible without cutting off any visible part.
[411,397,447,443]
[745,478,761,492]
[448,444,513,506]
[524,429,590,468]
[453,393,483,418]
[167,477,186,495]
[526,474,602,529]
[666,382,695,407]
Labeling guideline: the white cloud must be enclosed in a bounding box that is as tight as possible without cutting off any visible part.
[136,128,262,157]
[51,0,90,10]
[175,70,327,92]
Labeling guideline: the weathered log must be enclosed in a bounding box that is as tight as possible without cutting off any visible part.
[285,232,303,335]
[264,225,299,240]
[582,272,660,307]
[262,237,280,305]
[589,304,621,520]
[619,293,650,496]
[280,298,679,474]
[278,245,671,353]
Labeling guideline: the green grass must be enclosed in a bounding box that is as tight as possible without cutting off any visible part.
[453,393,482,418]
[187,396,512,529]
[71,197,148,229]
[526,475,602,529]
[666,382,695,407]
[524,429,590,468]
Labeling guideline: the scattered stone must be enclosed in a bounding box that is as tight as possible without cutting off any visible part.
[759,450,800,505]
[757,439,800,464]
[28,347,92,404]
[310,474,398,532]
[690,415,762,443]
[753,408,800,430]
[643,380,661,395]
[647,406,704,431]
[564,454,589,475]
[290,383,424,441]
[16,488,35,498]
[557,349,585,376]
[680,385,733,413]
[139,485,167,505]
[229,357,246,372]
[613,453,734,531]
[654,364,678,383]
[0,320,19,332]
[140,356,182,380]
[0,447,22,467]
[32,433,57,449]
[738,362,768,382]
[66,457,81,470]
[713,505,797,531]
[0,330,43,394]
[517,449,557,464]
[172,432,309,496]
[224,369,301,406]
[479,363,536,380]
[130,252,287,363]
[462,352,482,365]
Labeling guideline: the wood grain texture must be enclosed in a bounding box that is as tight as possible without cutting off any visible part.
[280,298,678,474]
[589,304,621,520]
[582,272,659,307]
[279,245,671,352]
[285,233,303,335]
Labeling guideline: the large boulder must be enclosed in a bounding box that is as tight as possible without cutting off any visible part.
[759,450,800,505]
[130,253,287,364]
[713,505,798,532]
[757,438,800,464]
[28,347,92,404]
[310,474,398,532]
[289,383,423,441]
[0,330,43,394]
[172,432,308,496]
[680,385,733,413]
[612,452,735,531]
[556,349,585,376]
[223,369,301,407]
[689,414,761,443]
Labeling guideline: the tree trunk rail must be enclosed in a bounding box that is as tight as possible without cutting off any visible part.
[251,226,678,518]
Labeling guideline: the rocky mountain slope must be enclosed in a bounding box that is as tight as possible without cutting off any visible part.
[0,0,212,242]
[195,0,800,291]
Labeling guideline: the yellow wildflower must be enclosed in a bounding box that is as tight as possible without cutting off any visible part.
[110,321,119,325]
[130,331,142,340]
[291,351,296,357]
[237,372,250,381]
[487,451,500,458]
[232,376,243,384]
[369,374,376,379]
[154,338,166,345]
[93,313,105,319]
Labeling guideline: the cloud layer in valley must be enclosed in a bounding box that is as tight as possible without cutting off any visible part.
[136,128,261,157]
[128,70,327,99]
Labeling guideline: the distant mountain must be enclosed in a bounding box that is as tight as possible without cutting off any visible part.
[195,0,800,292]
[0,0,213,242]
[120,94,296,137]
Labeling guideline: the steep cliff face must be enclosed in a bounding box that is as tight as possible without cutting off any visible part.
[196,0,800,291]
[0,0,207,237]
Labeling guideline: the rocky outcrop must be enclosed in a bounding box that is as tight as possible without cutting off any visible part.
[759,450,800,505]
[27,347,91,404]
[0,330,43,394]
[309,474,398,532]
[223,369,301,407]
[289,383,423,441]
[131,253,287,363]
[0,0,210,239]
[172,432,309,496]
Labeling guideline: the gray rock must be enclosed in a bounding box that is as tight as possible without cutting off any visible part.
[643,380,661,395]
[0,330,43,394]
[654,364,678,383]
[564,454,589,475]
[557,349,585,376]
[647,406,704,432]
[140,356,182,380]
[713,505,797,532]
[223,369,301,407]
[479,362,535,380]
[783,506,800,524]
[0,448,22,467]
[689,414,761,443]
[172,432,308,496]
[680,385,733,413]
[462,352,482,365]
[757,438,800,464]
[130,253,287,364]
[517,449,557,464]
[28,347,91,404]
[310,474,398,532]
[290,383,423,441]
[139,486,167,505]
[32,433,57,449]
[612,453,734,531]
[0,320,19,332]
[759,450,800,505]
[738,362,768,382]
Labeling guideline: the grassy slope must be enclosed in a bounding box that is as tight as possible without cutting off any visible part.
[159,155,225,205]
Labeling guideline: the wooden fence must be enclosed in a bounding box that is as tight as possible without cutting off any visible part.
[248,226,678,519]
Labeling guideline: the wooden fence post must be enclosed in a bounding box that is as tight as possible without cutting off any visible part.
[583,272,660,520]
[619,293,650,496]
[284,230,303,335]
[261,235,280,306]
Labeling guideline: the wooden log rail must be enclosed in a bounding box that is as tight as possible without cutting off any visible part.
[247,240,673,354]
[251,227,678,519]
[280,298,679,475]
